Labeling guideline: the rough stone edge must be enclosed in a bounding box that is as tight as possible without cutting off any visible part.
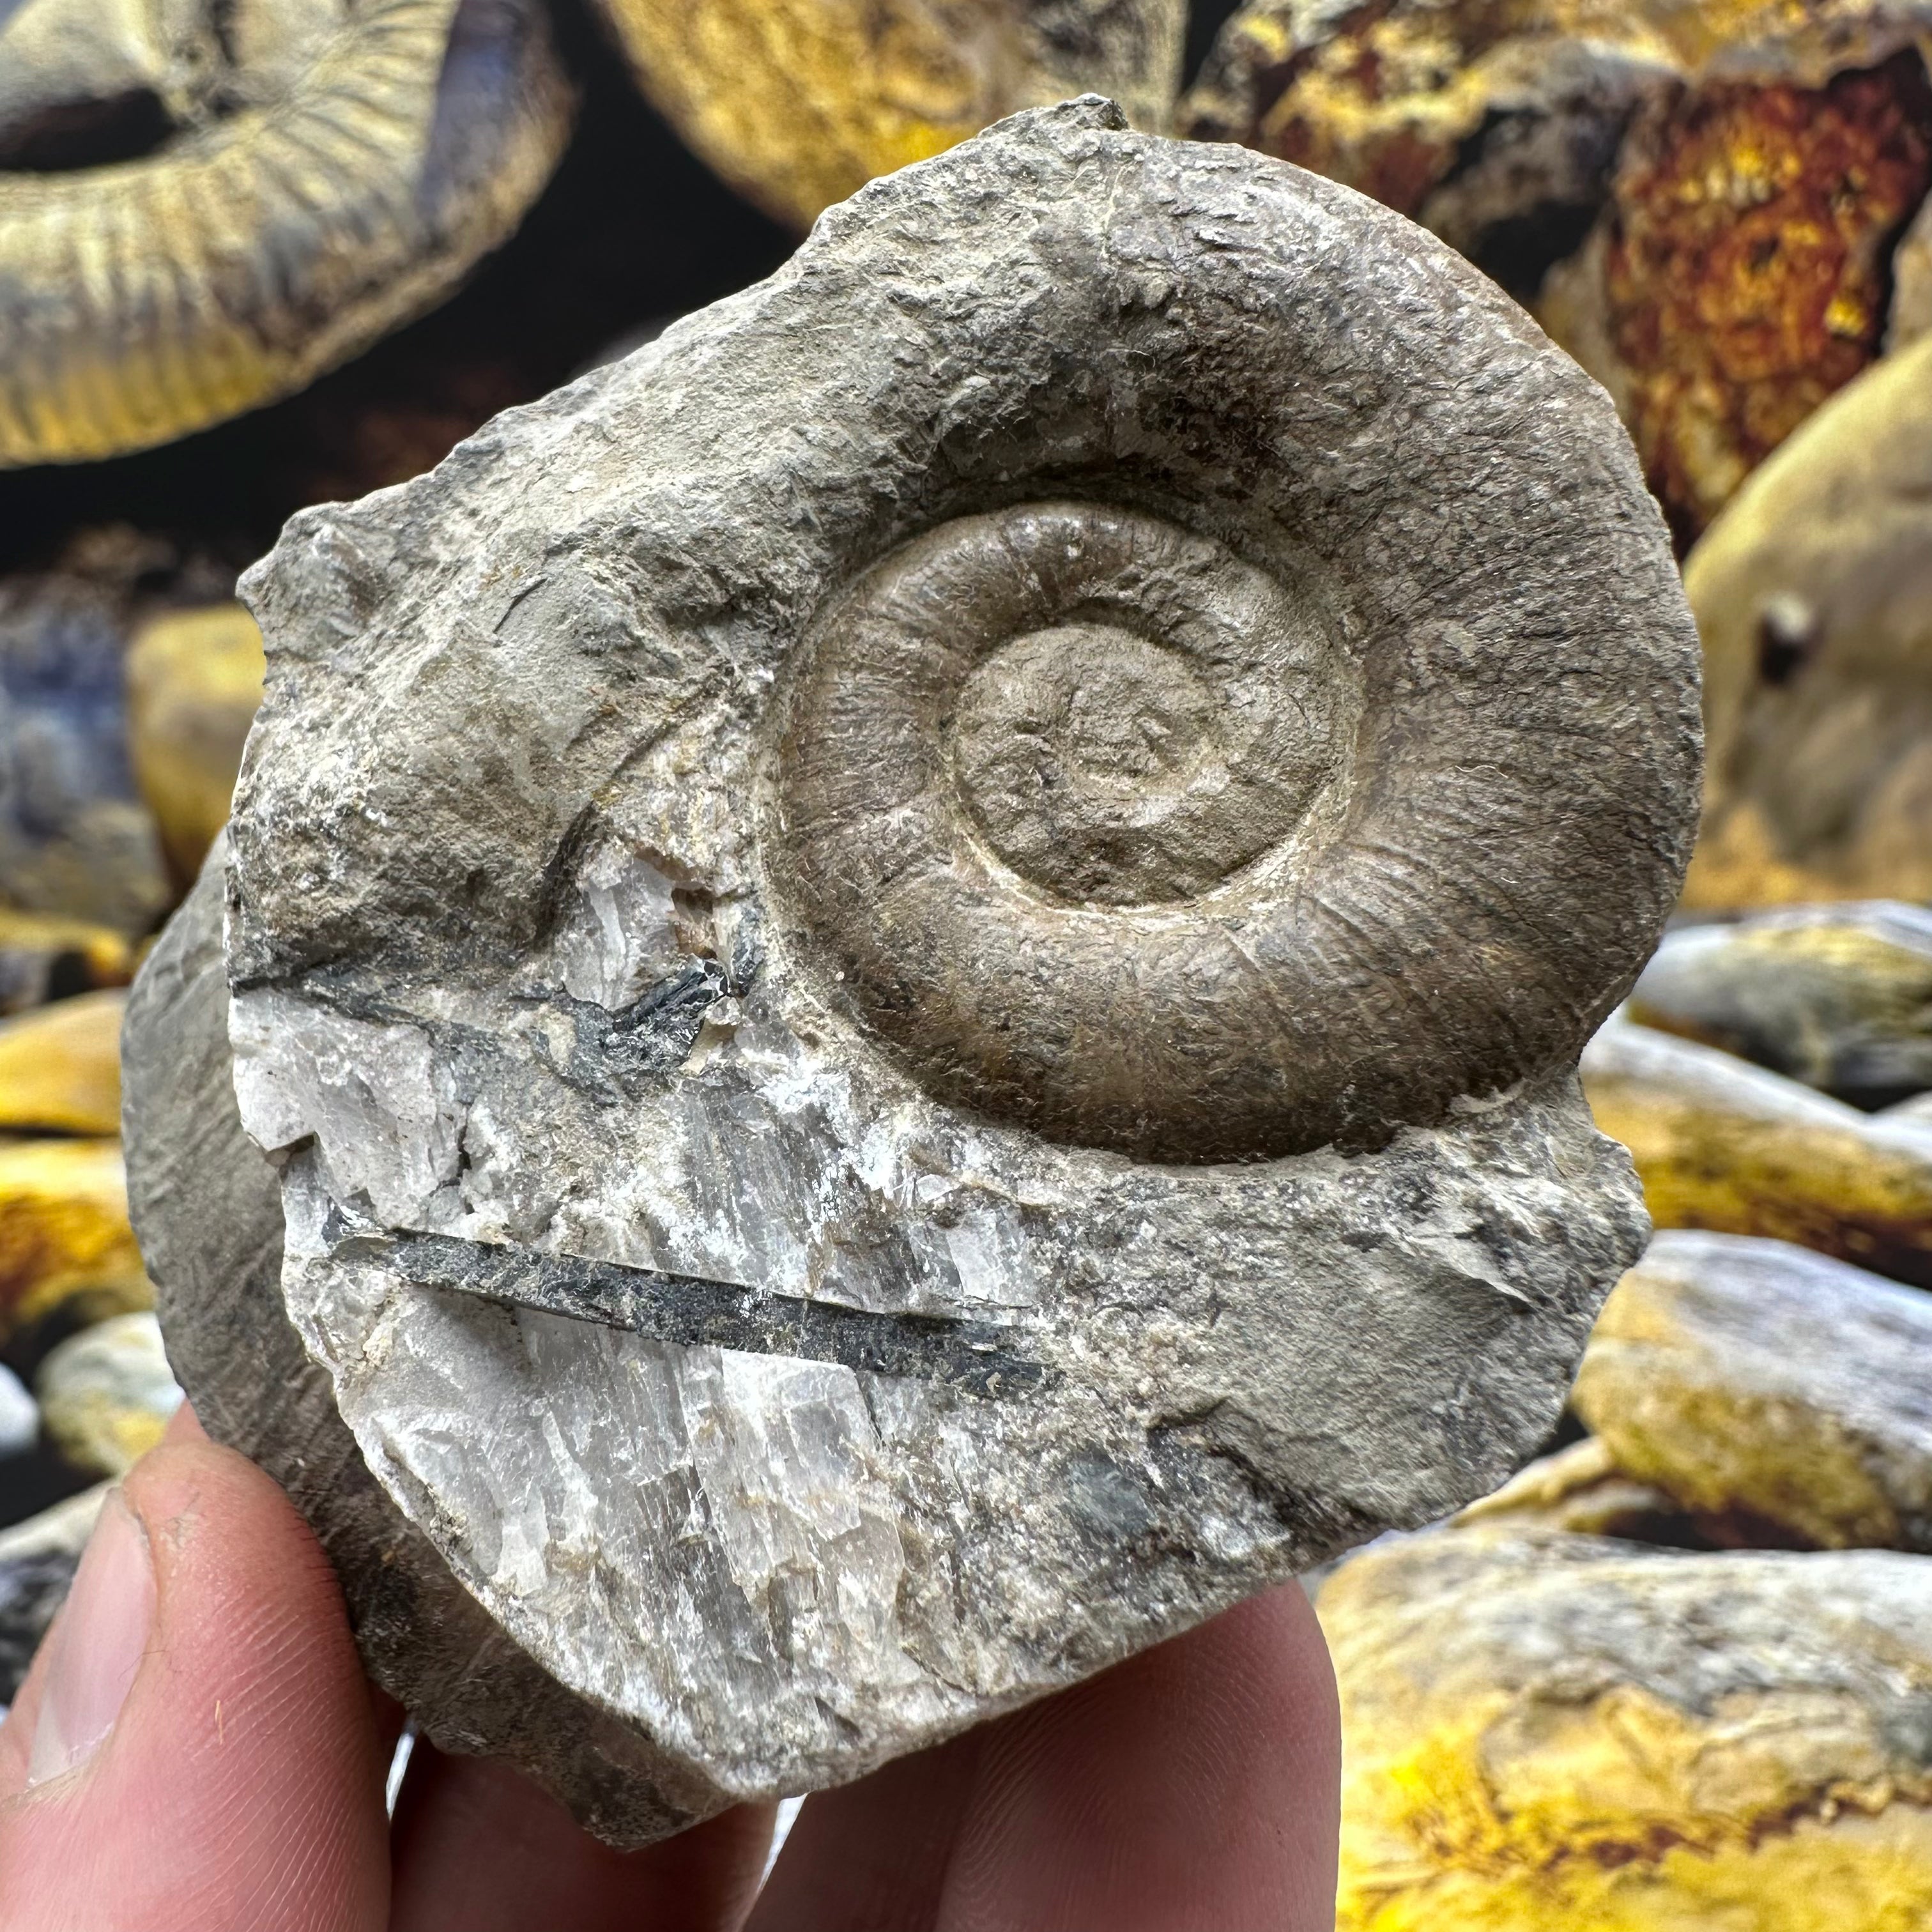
[123,838,734,1846]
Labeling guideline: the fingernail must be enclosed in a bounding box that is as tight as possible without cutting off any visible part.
[25,1489,154,1788]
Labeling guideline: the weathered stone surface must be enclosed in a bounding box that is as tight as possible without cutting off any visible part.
[0,0,573,465]
[148,102,1695,1827]
[0,1483,103,1706]
[0,1138,146,1346]
[0,988,123,1136]
[1181,0,1932,542]
[1632,903,1932,1108]
[0,1361,36,1461]
[130,839,733,1845]
[1322,1528,1932,1930]
[125,603,264,889]
[34,1310,180,1480]
[596,0,1184,230]
[0,908,132,1015]
[1574,1229,1932,1551]
[1452,1436,1703,1545]
[1583,1018,1932,1285]
[1681,331,1932,910]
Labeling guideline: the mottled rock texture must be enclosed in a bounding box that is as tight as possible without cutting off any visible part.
[1182,0,1932,542]
[1574,1229,1932,1551]
[597,0,1185,229]
[1632,903,1932,1108]
[34,1310,180,1480]
[1323,1529,1932,1930]
[1583,1019,1932,1286]
[137,102,1698,1834]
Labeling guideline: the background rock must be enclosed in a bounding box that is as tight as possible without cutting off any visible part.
[34,1310,180,1480]
[0,1483,104,1706]
[1582,1018,1932,1284]
[1632,903,1932,1107]
[0,989,123,1137]
[1574,1229,1932,1549]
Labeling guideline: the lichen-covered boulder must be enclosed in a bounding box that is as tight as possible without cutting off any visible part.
[1583,1019,1932,1286]
[594,0,1184,230]
[1323,1529,1932,1931]
[1575,1229,1932,1550]
[1632,903,1932,1107]
[131,100,1699,1840]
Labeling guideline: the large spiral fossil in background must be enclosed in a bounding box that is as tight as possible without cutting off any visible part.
[0,0,572,466]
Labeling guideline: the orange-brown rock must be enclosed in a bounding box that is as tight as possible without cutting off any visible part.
[1181,0,1932,539]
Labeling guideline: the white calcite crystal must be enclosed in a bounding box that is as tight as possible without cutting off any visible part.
[129,99,1701,1841]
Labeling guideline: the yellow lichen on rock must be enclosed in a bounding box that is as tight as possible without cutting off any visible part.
[126,604,264,885]
[0,1137,146,1341]
[1581,1018,1932,1285]
[1326,1529,1932,1930]
[1452,1436,1697,1542]
[1574,1229,1932,1549]
[0,907,132,1013]
[0,988,124,1137]
[597,0,1186,229]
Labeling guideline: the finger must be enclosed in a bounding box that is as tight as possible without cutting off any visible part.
[0,1429,392,1932]
[753,1581,1340,1932]
[389,1740,776,1932]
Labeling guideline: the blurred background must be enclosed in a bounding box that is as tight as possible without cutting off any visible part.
[5,0,1932,1920]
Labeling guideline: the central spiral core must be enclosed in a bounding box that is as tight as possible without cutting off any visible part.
[772,500,1358,1160]
[951,622,1291,907]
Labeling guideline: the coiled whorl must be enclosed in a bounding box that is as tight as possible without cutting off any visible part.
[0,0,572,466]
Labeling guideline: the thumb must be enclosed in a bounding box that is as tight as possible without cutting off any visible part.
[0,1422,392,1932]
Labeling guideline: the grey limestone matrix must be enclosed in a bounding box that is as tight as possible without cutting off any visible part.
[125,98,1703,1843]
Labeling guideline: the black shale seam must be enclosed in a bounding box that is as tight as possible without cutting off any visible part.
[343,1227,1055,1400]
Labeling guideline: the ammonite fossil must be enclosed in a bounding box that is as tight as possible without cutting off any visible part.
[128,102,1700,1841]
[590,0,1185,228]
[0,0,572,467]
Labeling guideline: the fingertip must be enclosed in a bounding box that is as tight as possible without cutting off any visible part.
[0,1433,389,1932]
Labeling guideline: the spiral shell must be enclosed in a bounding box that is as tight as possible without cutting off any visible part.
[199,103,1701,1827]
[0,0,572,467]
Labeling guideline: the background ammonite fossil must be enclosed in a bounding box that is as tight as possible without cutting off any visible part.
[127,101,1701,1841]
[0,0,573,466]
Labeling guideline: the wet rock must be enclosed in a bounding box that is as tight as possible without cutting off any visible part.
[0,1483,105,1705]
[139,102,1698,1837]
[1576,1229,1932,1550]
[1452,1436,1703,1545]
[0,907,132,1015]
[1322,1529,1932,1930]
[1181,0,1932,541]
[597,0,1185,229]
[0,1361,35,1460]
[0,1138,148,1346]
[1583,1018,1932,1287]
[1680,330,1932,910]
[34,1311,180,1480]
[0,988,123,1136]
[1632,903,1932,1108]
[125,603,264,887]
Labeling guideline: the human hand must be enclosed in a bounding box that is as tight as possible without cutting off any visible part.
[0,1409,1340,1931]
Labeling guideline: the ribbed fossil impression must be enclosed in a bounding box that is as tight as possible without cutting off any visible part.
[0,0,573,467]
[127,102,1701,1840]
